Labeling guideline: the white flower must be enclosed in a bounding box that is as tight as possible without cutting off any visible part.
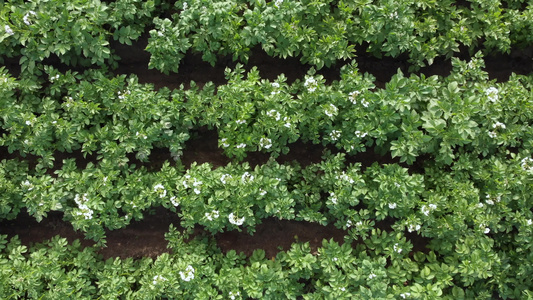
[304,77,317,92]
[272,82,280,88]
[220,174,231,184]
[400,293,411,299]
[21,180,33,191]
[221,138,230,148]
[259,189,267,196]
[170,196,179,206]
[521,157,533,171]
[389,11,398,19]
[488,131,497,138]
[429,204,437,210]
[241,172,254,182]
[274,0,283,8]
[346,220,352,228]
[388,203,397,209]
[183,2,188,10]
[329,130,341,141]
[152,275,167,285]
[259,137,272,149]
[348,91,360,104]
[355,130,367,138]
[205,210,219,221]
[361,99,369,107]
[340,287,346,292]
[484,227,490,234]
[229,213,245,226]
[324,104,338,118]
[526,219,532,226]
[23,11,37,25]
[236,119,246,125]
[356,221,363,227]
[408,224,421,233]
[153,184,167,198]
[236,143,247,149]
[284,122,291,128]
[393,243,402,253]
[194,188,201,195]
[493,121,506,129]
[421,205,430,216]
[4,25,14,36]
[485,87,499,102]
[368,273,376,279]
[229,291,240,300]
[330,192,337,204]
[179,265,195,282]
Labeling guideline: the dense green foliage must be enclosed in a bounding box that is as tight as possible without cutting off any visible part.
[1,0,533,298]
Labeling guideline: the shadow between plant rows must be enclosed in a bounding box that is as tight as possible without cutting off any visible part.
[0,207,430,261]
[0,127,425,176]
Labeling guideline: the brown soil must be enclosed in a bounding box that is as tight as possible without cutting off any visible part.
[1,32,531,260]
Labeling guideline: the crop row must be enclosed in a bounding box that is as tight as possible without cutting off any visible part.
[2,0,533,74]
[1,53,532,169]
[1,142,532,298]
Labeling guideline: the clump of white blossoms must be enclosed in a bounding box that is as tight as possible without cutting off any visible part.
[324,104,338,118]
[170,196,179,207]
[152,275,167,285]
[348,91,360,104]
[368,273,377,279]
[259,137,272,149]
[236,119,246,125]
[346,220,353,228]
[336,171,354,184]
[304,77,318,92]
[485,194,500,205]
[329,192,338,205]
[355,130,367,138]
[117,90,130,100]
[182,2,188,10]
[229,291,241,300]
[271,82,280,95]
[220,173,231,184]
[74,193,94,220]
[21,180,34,191]
[493,121,506,129]
[153,183,167,198]
[274,0,283,8]
[393,243,402,253]
[221,138,230,148]
[50,74,60,82]
[421,204,437,216]
[330,130,341,141]
[236,143,247,149]
[520,157,533,171]
[4,25,14,36]
[205,210,219,221]
[266,109,281,121]
[407,223,421,233]
[485,86,499,102]
[241,172,254,183]
[400,292,411,299]
[229,213,245,226]
[23,11,37,25]
[526,219,532,226]
[180,265,195,282]
[479,224,490,234]
[388,203,397,209]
